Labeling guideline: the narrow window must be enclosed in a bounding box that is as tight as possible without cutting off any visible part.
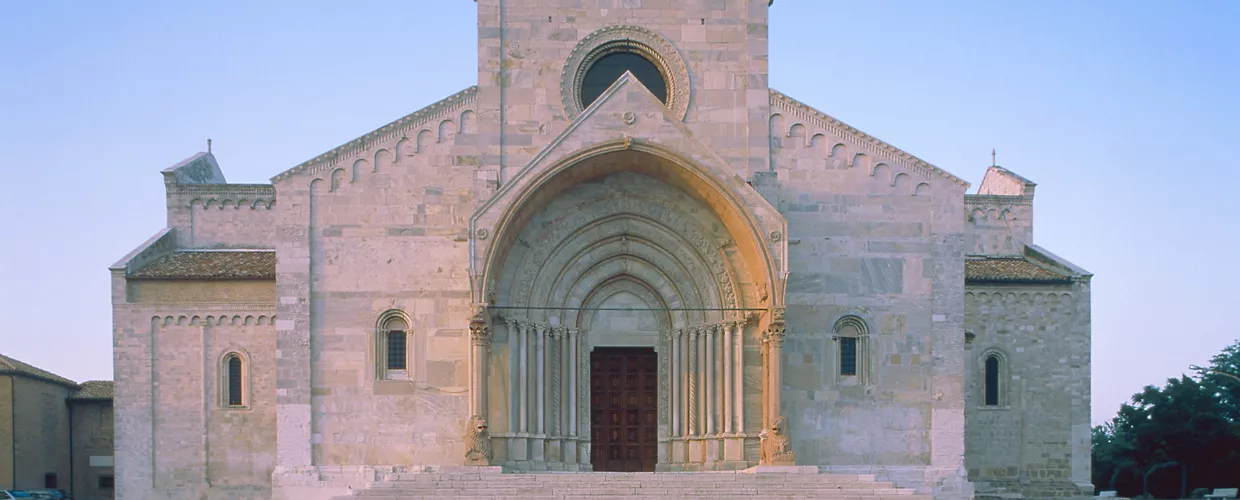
[984,355,1000,406]
[227,355,243,406]
[45,473,57,488]
[387,330,407,370]
[840,337,858,376]
[100,475,115,489]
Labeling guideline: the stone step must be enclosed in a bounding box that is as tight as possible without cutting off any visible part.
[383,473,880,482]
[355,495,928,500]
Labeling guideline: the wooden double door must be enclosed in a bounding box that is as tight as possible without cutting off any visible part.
[590,347,657,472]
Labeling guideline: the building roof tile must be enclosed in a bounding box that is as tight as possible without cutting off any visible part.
[128,250,275,279]
[69,380,114,401]
[0,353,78,388]
[965,257,1074,284]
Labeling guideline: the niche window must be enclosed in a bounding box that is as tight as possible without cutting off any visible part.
[981,351,1009,407]
[832,316,869,383]
[99,475,115,489]
[220,352,248,408]
[376,312,413,380]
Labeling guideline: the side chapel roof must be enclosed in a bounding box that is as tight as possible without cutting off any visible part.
[127,250,276,280]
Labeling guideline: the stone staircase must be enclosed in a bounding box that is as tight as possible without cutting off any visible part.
[343,469,930,499]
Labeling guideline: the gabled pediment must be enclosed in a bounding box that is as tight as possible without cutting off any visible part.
[470,72,789,309]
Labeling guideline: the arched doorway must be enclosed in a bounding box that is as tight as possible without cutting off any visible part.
[476,147,779,472]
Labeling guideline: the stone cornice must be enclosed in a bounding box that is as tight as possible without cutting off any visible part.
[769,89,969,188]
[965,193,1033,206]
[167,183,275,197]
[271,85,478,183]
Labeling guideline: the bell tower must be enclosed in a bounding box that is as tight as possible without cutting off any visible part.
[475,0,773,184]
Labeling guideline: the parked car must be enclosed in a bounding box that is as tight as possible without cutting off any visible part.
[1,491,34,499]
[23,490,68,500]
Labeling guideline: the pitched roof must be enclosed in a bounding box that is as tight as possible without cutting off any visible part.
[127,250,275,279]
[0,353,78,388]
[965,256,1075,284]
[69,380,114,401]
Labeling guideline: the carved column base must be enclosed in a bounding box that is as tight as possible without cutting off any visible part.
[529,435,547,469]
[563,437,578,466]
[704,438,723,465]
[723,435,746,462]
[508,434,530,466]
[577,439,592,470]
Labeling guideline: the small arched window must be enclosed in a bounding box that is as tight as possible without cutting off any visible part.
[220,352,247,408]
[832,316,869,383]
[979,349,1009,408]
[984,354,1001,406]
[376,311,413,380]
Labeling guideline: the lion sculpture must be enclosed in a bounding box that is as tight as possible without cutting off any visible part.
[759,415,796,465]
[464,415,492,466]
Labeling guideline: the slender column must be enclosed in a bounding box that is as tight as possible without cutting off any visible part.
[722,322,732,434]
[469,310,490,418]
[733,321,744,434]
[536,324,546,435]
[760,333,769,429]
[670,329,680,437]
[550,327,562,436]
[766,310,787,426]
[709,325,719,434]
[687,327,699,436]
[518,321,529,433]
[568,329,578,437]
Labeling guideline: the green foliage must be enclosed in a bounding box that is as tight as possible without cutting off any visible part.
[1092,338,1240,498]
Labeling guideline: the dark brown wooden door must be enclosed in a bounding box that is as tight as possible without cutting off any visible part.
[590,347,657,472]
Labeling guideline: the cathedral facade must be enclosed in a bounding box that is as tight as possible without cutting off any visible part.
[110,1,1093,499]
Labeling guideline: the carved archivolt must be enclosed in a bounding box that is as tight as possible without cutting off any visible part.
[561,25,690,121]
[499,190,741,325]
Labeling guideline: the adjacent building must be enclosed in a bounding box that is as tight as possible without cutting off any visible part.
[0,354,115,500]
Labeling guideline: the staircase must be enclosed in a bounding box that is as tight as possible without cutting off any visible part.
[345,469,930,499]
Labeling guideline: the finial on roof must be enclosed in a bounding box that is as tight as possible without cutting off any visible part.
[991,148,996,167]
[207,138,212,154]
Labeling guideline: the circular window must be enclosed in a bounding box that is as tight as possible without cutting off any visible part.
[579,51,668,109]
[561,25,690,121]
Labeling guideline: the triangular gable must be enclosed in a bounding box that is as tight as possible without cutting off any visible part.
[770,89,969,189]
[470,71,788,305]
[271,86,478,183]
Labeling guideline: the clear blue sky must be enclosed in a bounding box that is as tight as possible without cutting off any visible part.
[1,1,1236,426]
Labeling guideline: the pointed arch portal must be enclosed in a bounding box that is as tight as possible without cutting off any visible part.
[472,145,782,471]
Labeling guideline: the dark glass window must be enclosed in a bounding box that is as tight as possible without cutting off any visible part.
[227,356,243,406]
[580,51,667,108]
[985,355,1000,406]
[45,473,57,488]
[840,337,857,376]
[387,331,407,370]
[100,475,115,489]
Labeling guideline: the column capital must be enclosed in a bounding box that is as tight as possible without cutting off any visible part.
[469,307,491,346]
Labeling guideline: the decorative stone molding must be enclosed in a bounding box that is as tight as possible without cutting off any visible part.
[770,89,969,188]
[561,25,690,121]
[272,86,478,182]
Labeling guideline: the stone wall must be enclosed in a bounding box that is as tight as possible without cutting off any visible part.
[964,281,1092,498]
[768,91,970,471]
[11,376,74,490]
[0,375,12,489]
[112,280,277,499]
[70,401,116,500]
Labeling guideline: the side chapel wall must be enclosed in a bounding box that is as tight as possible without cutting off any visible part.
[273,91,481,466]
[768,92,970,467]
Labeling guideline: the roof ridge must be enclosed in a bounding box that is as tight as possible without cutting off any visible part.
[769,89,968,188]
[0,353,79,387]
[272,85,478,182]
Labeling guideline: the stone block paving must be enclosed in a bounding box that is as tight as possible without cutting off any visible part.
[341,472,928,499]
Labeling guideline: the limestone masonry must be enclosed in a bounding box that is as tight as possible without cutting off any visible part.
[110,1,1092,499]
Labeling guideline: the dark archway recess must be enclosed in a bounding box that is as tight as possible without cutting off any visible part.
[580,52,668,108]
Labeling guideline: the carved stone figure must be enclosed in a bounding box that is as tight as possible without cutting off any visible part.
[759,415,796,465]
[463,415,492,465]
